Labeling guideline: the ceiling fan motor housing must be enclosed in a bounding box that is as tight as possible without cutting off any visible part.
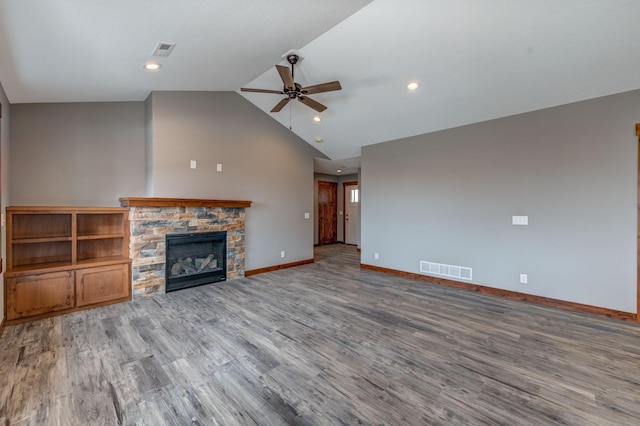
[285,83,303,98]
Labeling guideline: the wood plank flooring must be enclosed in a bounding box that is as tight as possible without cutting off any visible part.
[2,244,640,425]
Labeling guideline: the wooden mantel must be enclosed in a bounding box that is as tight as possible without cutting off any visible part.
[119,197,251,208]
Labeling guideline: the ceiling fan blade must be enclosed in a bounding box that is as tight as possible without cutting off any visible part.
[301,81,342,95]
[240,88,285,94]
[298,96,327,113]
[276,65,295,90]
[271,97,292,112]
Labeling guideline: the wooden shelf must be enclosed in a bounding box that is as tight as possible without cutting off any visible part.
[75,256,131,266]
[6,256,132,277]
[5,206,132,323]
[77,234,125,241]
[12,213,71,239]
[77,213,125,236]
[119,197,252,208]
[11,240,72,267]
[77,237,124,261]
[6,206,129,271]
[12,236,73,244]
[7,261,74,275]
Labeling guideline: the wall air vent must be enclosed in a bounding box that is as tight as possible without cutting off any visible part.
[420,260,472,281]
[152,42,176,57]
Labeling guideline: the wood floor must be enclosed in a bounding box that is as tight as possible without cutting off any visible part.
[1,244,640,425]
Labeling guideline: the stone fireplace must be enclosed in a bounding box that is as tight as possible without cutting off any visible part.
[120,197,251,297]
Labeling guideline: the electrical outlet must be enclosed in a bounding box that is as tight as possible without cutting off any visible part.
[304,212,310,219]
[281,250,285,258]
[520,274,528,284]
[374,252,379,260]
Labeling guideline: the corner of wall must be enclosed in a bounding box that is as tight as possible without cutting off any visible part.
[0,82,9,325]
[144,93,154,196]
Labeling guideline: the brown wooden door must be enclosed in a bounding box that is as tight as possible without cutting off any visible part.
[318,181,338,245]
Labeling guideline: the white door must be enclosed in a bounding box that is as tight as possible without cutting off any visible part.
[344,183,359,245]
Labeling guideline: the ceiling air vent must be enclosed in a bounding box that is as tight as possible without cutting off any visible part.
[152,42,176,57]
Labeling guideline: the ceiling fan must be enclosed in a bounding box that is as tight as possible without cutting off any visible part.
[241,54,342,113]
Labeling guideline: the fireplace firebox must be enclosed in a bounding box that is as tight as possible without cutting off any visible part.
[165,231,227,292]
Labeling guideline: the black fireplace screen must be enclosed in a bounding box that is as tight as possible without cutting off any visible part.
[165,231,227,292]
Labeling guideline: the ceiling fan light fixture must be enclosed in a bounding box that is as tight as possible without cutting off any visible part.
[144,62,162,71]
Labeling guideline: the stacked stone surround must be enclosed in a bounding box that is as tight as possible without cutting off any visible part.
[128,206,246,297]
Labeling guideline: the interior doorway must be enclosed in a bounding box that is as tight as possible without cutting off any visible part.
[343,181,359,245]
[318,181,337,245]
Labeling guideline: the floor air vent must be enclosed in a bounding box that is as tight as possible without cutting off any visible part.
[419,261,472,281]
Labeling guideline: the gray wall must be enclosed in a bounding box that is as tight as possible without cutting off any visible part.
[10,102,146,206]
[362,89,640,313]
[148,91,322,270]
[8,92,322,272]
[0,82,8,322]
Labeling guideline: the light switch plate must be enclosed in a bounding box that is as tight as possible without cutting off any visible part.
[216,163,223,172]
[304,212,310,219]
[190,160,197,169]
[512,215,528,225]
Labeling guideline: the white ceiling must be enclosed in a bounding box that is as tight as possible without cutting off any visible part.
[2,0,640,173]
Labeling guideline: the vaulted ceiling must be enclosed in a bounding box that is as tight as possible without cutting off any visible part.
[2,1,640,172]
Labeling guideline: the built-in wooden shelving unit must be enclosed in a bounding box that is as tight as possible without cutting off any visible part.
[4,206,132,324]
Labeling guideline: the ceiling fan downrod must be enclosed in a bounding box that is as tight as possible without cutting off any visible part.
[287,54,299,81]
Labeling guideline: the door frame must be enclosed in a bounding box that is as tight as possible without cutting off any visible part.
[342,181,358,244]
[636,124,640,322]
[0,103,2,274]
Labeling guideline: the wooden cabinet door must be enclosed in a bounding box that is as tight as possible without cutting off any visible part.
[76,263,130,307]
[7,271,74,320]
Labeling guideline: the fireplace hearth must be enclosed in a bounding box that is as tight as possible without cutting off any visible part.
[165,231,227,292]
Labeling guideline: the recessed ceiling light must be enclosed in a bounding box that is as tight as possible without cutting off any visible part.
[315,137,323,143]
[313,115,322,122]
[407,81,419,91]
[336,169,342,173]
[144,62,162,71]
